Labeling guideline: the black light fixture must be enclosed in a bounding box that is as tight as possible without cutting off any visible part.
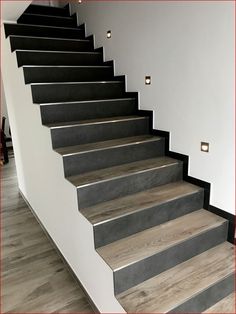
[201,142,209,153]
[145,76,151,85]
[107,30,112,39]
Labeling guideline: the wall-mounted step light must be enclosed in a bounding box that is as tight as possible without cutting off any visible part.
[78,0,82,3]
[201,142,209,153]
[145,76,151,85]
[107,30,112,39]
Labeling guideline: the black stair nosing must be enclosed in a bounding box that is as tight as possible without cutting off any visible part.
[57,136,162,157]
[113,220,228,294]
[9,34,90,43]
[46,115,148,129]
[38,97,136,106]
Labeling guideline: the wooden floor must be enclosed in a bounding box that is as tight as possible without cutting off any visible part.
[1,158,94,313]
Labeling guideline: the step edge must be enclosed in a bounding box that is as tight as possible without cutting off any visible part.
[31,80,123,86]
[74,160,181,189]
[39,97,135,106]
[19,12,74,20]
[57,137,162,157]
[9,34,90,42]
[15,49,101,54]
[48,116,148,129]
[91,186,203,226]
[5,22,83,31]
[100,217,228,271]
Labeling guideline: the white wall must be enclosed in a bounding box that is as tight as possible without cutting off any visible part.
[2,1,30,22]
[71,1,235,215]
[1,5,125,312]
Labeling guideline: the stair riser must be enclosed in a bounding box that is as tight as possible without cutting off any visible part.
[78,163,183,208]
[24,4,70,16]
[63,139,165,177]
[40,99,138,124]
[94,189,204,248]
[51,118,149,148]
[114,222,228,294]
[23,67,114,84]
[17,14,77,28]
[169,273,234,313]
[10,37,93,52]
[31,82,125,103]
[5,24,85,40]
[16,51,103,67]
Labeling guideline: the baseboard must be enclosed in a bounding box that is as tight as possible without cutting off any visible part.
[153,129,235,245]
[19,190,100,314]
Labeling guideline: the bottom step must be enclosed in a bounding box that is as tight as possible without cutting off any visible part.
[117,242,234,313]
[203,292,235,313]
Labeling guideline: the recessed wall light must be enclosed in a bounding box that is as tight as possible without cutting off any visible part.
[107,30,112,39]
[78,0,82,3]
[145,76,151,85]
[201,142,209,153]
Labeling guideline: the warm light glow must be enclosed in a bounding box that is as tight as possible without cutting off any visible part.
[145,76,151,85]
[201,142,209,153]
[78,0,82,3]
[107,30,112,38]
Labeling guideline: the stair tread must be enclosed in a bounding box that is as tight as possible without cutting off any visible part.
[31,80,123,86]
[55,135,161,156]
[47,115,147,128]
[19,12,74,20]
[97,209,226,270]
[39,97,135,106]
[117,242,234,313]
[6,22,82,31]
[10,34,89,42]
[68,156,179,188]
[203,292,235,313]
[81,181,202,225]
[16,49,101,54]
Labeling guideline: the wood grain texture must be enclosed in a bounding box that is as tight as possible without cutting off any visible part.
[68,156,179,187]
[117,242,235,313]
[1,160,94,313]
[55,134,160,155]
[97,209,226,270]
[203,292,235,313]
[81,181,202,225]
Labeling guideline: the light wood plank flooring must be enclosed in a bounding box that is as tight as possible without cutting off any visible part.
[1,158,94,313]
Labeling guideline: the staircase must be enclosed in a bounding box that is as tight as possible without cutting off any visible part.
[4,3,235,313]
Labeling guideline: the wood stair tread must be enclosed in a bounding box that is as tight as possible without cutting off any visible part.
[81,181,202,225]
[55,135,161,156]
[46,115,147,128]
[68,156,179,187]
[117,242,235,313]
[97,209,227,270]
[203,292,235,313]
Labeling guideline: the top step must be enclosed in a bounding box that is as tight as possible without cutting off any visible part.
[24,4,70,17]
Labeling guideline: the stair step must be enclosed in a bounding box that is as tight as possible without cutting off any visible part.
[31,81,125,103]
[10,36,93,53]
[203,292,235,313]
[117,242,235,313]
[48,115,149,148]
[40,98,138,124]
[23,65,114,83]
[81,181,204,247]
[69,157,182,208]
[16,50,103,67]
[5,23,85,40]
[24,4,70,17]
[55,135,165,176]
[17,13,77,28]
[98,209,228,294]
